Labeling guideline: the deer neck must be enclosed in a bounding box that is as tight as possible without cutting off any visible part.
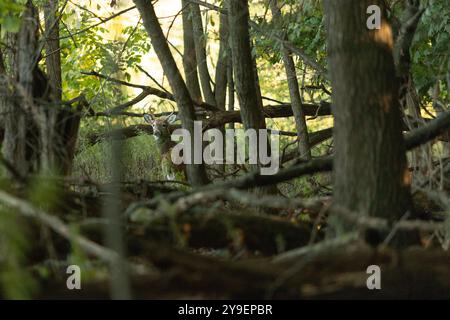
[155,135,175,154]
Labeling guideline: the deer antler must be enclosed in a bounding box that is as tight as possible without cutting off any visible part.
[167,104,177,118]
[143,113,155,123]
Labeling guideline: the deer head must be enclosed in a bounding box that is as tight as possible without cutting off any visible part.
[144,113,177,139]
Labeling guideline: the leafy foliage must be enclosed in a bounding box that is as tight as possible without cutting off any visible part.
[410,0,449,101]
[0,0,26,33]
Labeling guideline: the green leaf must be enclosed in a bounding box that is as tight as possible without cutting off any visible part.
[2,15,21,33]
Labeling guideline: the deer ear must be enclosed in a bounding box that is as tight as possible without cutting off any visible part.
[166,114,177,124]
[144,114,154,123]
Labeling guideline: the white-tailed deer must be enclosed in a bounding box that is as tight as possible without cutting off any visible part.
[144,112,185,181]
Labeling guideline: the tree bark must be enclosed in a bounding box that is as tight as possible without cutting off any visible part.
[181,0,202,103]
[133,0,209,186]
[0,38,5,74]
[44,0,62,102]
[42,0,61,172]
[6,0,40,177]
[1,32,19,176]
[0,29,6,146]
[323,0,416,245]
[227,46,235,131]
[270,0,311,160]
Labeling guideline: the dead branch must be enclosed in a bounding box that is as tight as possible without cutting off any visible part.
[282,127,333,162]
[0,190,151,278]
[404,109,450,150]
[87,124,154,145]
[0,190,119,262]
[82,70,220,113]
[203,102,332,129]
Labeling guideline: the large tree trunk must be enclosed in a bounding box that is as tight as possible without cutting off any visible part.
[43,0,81,175]
[1,1,80,179]
[270,0,311,160]
[323,0,416,245]
[133,0,209,186]
[228,0,267,159]
[229,0,278,197]
[0,31,21,177]
[4,1,41,177]
[228,0,266,130]
[181,0,202,104]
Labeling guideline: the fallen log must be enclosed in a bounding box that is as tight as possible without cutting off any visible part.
[130,211,313,255]
[2,186,448,299]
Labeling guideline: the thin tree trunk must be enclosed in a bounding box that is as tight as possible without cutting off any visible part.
[190,3,216,105]
[323,0,417,246]
[214,1,229,112]
[228,0,266,133]
[432,83,450,157]
[270,0,311,160]
[227,49,235,130]
[102,133,131,299]
[0,39,5,74]
[44,0,62,101]
[227,44,236,162]
[251,43,264,112]
[181,0,202,103]
[393,1,427,182]
[42,0,62,172]
[213,0,230,172]
[133,0,209,186]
